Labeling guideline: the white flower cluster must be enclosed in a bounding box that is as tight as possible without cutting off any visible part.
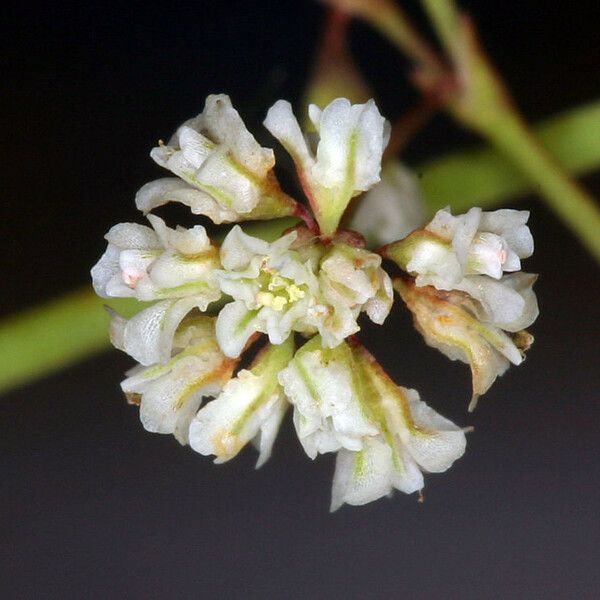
[384,206,538,410]
[92,94,537,509]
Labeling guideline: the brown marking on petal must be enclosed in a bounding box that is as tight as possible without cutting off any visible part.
[436,315,454,326]
[511,330,534,353]
[333,229,367,248]
[125,392,142,406]
[173,357,238,411]
[212,431,242,460]
[176,247,219,262]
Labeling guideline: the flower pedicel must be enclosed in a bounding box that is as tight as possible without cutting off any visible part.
[92,94,538,510]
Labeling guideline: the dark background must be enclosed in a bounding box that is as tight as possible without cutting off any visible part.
[2,1,599,598]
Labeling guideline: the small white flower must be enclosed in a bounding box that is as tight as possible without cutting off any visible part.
[395,278,534,410]
[214,226,393,357]
[264,97,389,234]
[214,226,320,357]
[91,214,220,303]
[425,207,532,280]
[383,207,538,330]
[318,242,393,344]
[330,343,466,511]
[116,315,237,445]
[406,207,533,287]
[136,94,297,223]
[189,338,293,467]
[92,215,222,365]
[278,337,378,459]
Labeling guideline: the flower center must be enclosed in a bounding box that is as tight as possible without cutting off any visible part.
[255,265,307,312]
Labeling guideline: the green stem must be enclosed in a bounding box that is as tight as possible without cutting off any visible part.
[418,100,600,214]
[0,289,140,394]
[322,0,444,75]
[484,112,600,260]
[419,0,600,260]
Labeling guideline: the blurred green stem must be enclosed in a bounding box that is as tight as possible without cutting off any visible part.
[0,290,140,394]
[419,99,600,213]
[2,100,600,394]
[420,0,600,261]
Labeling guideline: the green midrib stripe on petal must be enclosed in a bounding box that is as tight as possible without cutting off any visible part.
[354,358,401,469]
[156,281,213,296]
[353,449,367,478]
[295,358,322,405]
[341,130,358,208]
[235,308,261,336]
[230,387,273,437]
[230,338,293,436]
[134,339,218,383]
[183,172,235,208]
[318,130,358,235]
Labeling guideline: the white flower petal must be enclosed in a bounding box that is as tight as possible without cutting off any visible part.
[479,209,533,258]
[451,207,481,270]
[147,214,212,256]
[401,390,467,473]
[136,356,214,436]
[189,339,292,465]
[104,222,160,249]
[364,269,394,325]
[456,273,538,332]
[349,161,426,247]
[135,178,240,223]
[253,395,288,469]
[279,340,377,459]
[215,300,261,358]
[389,446,425,495]
[91,245,129,298]
[263,99,314,171]
[219,225,273,271]
[121,297,209,365]
[311,98,386,193]
[330,435,426,511]
[197,94,275,177]
[330,437,394,511]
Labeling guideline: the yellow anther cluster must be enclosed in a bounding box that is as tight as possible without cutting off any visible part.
[255,273,307,312]
[256,291,289,311]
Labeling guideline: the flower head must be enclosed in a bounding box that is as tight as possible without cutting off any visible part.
[92,93,537,510]
[214,225,392,357]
